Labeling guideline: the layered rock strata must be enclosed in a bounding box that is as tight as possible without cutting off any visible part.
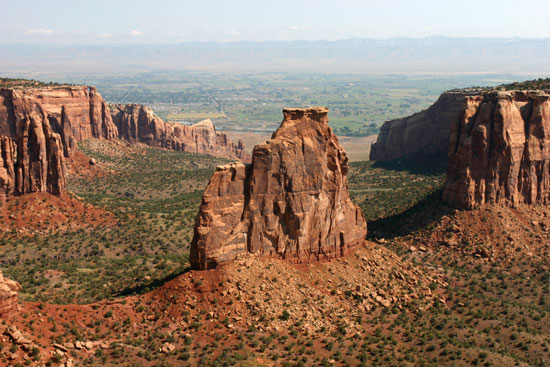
[0,85,249,200]
[0,86,117,199]
[443,90,550,208]
[190,107,367,270]
[110,104,249,161]
[370,91,478,161]
[0,271,21,316]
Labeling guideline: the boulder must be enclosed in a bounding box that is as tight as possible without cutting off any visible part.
[0,271,21,316]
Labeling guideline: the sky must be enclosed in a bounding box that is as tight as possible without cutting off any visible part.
[2,0,550,44]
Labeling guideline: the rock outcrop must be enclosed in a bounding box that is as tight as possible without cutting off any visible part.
[443,90,550,208]
[0,86,116,199]
[370,91,479,162]
[190,107,367,270]
[110,104,249,161]
[0,85,249,201]
[0,112,66,200]
[0,271,21,316]
[0,86,118,156]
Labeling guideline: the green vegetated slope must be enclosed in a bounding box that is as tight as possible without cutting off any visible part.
[2,140,228,304]
[1,140,548,367]
[1,139,445,305]
[0,77,68,88]
[499,77,550,91]
[349,160,446,223]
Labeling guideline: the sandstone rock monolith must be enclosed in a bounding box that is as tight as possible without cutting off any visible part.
[190,107,367,269]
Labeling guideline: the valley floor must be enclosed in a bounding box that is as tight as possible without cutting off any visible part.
[0,140,548,367]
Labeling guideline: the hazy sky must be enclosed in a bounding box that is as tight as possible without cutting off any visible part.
[2,0,550,44]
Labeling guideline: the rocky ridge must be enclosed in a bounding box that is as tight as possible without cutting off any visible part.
[190,107,366,270]
[110,104,249,161]
[443,90,550,208]
[369,90,481,162]
[0,85,248,201]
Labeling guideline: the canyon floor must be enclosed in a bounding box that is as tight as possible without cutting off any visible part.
[0,140,548,367]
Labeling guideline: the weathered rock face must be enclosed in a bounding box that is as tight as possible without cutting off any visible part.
[0,113,66,200]
[0,85,249,201]
[0,86,116,199]
[110,104,250,161]
[0,86,118,157]
[0,271,21,316]
[443,90,550,208]
[190,107,367,270]
[370,91,477,162]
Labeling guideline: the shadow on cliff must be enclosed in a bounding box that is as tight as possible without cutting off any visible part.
[115,266,191,297]
[371,154,447,176]
[367,189,454,240]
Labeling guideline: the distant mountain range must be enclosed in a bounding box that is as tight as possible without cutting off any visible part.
[1,36,550,73]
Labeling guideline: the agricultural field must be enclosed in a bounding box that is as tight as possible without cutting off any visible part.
[166,112,227,121]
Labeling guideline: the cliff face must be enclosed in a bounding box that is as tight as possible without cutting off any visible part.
[0,86,116,200]
[0,86,118,156]
[0,271,21,316]
[443,90,550,208]
[370,92,476,162]
[110,104,250,161]
[0,86,249,201]
[190,107,367,270]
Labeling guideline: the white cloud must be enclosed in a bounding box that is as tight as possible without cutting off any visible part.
[290,25,299,31]
[96,33,112,39]
[24,28,55,35]
[130,30,144,36]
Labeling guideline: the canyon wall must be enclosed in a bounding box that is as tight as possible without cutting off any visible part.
[0,86,248,201]
[190,107,367,270]
[0,86,110,199]
[110,104,249,161]
[443,90,550,208]
[369,91,477,162]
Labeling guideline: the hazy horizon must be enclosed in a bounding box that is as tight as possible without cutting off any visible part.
[3,0,550,44]
[3,34,550,47]
[2,37,550,75]
[2,1,550,75]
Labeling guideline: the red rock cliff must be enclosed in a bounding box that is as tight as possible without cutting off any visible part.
[370,91,477,162]
[443,90,550,208]
[190,107,367,270]
[0,86,117,200]
[0,85,250,201]
[110,104,250,161]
